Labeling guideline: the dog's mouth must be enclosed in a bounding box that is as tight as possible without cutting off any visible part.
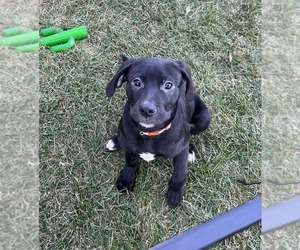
[132,115,169,129]
[129,103,173,130]
[133,116,172,132]
[139,122,155,128]
[131,115,169,131]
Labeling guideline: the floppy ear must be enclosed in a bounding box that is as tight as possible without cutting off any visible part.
[106,56,135,97]
[175,60,195,101]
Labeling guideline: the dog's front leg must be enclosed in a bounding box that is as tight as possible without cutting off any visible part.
[166,147,189,206]
[117,153,139,192]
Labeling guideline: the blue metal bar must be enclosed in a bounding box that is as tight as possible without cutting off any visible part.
[262,196,300,234]
[150,196,261,250]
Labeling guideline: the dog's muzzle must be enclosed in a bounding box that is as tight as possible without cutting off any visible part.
[139,101,157,118]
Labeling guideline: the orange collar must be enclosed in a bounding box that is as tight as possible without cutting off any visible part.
[139,123,172,137]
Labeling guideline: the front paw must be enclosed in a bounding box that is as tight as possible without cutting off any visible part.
[116,168,137,192]
[166,188,184,207]
[106,135,121,151]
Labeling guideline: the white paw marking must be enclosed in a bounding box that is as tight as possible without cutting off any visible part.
[188,151,196,163]
[106,139,116,151]
[139,152,156,162]
[140,123,155,128]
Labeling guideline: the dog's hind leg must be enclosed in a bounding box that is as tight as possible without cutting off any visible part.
[189,94,211,135]
[106,135,121,151]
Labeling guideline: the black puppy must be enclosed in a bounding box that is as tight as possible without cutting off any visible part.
[106,56,211,206]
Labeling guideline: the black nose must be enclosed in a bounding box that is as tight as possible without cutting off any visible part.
[139,101,157,117]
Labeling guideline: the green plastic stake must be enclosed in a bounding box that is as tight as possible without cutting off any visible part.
[0,25,88,53]
[41,27,63,37]
[0,30,39,47]
[39,26,88,49]
[2,27,33,36]
[50,37,75,52]
[15,43,39,52]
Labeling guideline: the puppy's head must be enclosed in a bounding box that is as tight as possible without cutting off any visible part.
[106,56,195,128]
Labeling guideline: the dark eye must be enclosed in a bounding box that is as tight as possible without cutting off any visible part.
[164,81,173,90]
[132,78,141,87]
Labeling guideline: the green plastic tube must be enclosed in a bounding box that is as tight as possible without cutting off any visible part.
[41,27,63,37]
[0,30,39,46]
[2,27,32,36]
[39,26,88,47]
[15,43,39,52]
[50,37,75,52]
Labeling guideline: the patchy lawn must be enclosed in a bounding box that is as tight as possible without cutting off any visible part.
[39,1,261,249]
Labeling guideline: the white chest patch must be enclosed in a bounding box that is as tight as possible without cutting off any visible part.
[139,152,156,162]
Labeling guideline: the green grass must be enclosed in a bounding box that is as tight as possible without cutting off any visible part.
[261,1,300,249]
[0,0,39,248]
[39,0,261,249]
